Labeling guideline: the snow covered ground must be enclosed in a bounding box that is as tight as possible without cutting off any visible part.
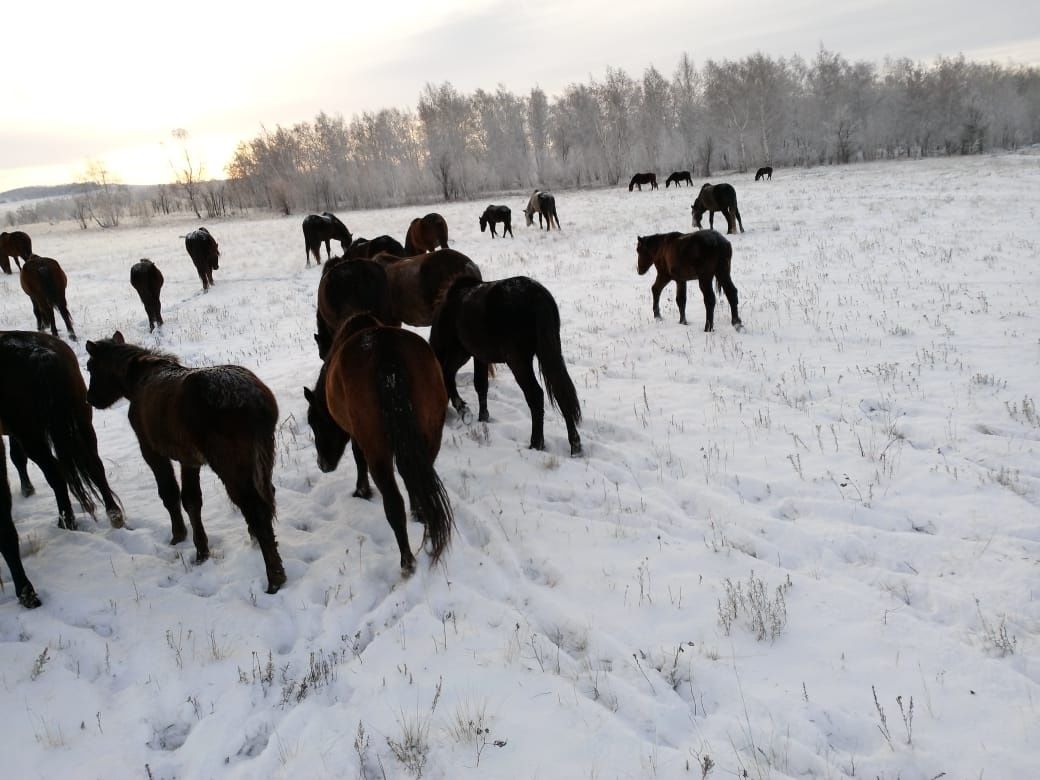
[1,153,1038,779]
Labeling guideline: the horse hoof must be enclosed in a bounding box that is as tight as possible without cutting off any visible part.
[194,551,210,565]
[353,487,373,500]
[170,532,187,546]
[401,560,416,577]
[459,407,472,425]
[266,571,287,594]
[478,411,490,423]
[570,443,583,457]
[19,588,42,609]
[107,509,125,529]
[58,515,77,531]
[529,441,545,451]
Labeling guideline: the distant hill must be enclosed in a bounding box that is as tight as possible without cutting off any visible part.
[0,182,99,204]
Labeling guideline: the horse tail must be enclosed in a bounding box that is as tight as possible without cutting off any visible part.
[532,285,581,426]
[715,237,733,296]
[437,215,449,249]
[404,220,417,255]
[252,419,277,522]
[377,343,453,564]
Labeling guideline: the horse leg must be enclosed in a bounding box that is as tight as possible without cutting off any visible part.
[651,274,669,320]
[734,206,745,233]
[56,298,76,341]
[30,300,45,332]
[179,465,209,563]
[220,465,286,594]
[77,425,123,527]
[506,222,513,238]
[506,357,545,451]
[430,329,470,416]
[368,458,415,575]
[18,436,77,529]
[709,210,716,231]
[719,272,742,328]
[140,445,187,545]
[676,280,689,326]
[0,441,40,608]
[8,438,35,497]
[698,276,717,332]
[473,360,491,423]
[351,441,372,499]
[322,239,331,264]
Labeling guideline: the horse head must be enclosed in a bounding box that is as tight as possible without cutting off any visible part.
[304,368,349,473]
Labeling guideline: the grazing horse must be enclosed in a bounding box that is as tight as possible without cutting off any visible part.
[636,230,742,331]
[20,255,76,340]
[184,227,219,291]
[315,258,393,360]
[303,212,353,267]
[478,205,513,239]
[629,172,658,191]
[524,191,561,231]
[304,314,453,575]
[755,166,773,181]
[404,213,449,254]
[692,183,744,235]
[344,235,407,260]
[372,249,482,327]
[130,259,164,332]
[0,230,32,275]
[430,276,583,456]
[665,171,693,188]
[0,331,124,608]
[85,332,286,594]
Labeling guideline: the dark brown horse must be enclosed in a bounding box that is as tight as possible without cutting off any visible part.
[636,230,742,331]
[373,249,482,327]
[303,213,353,266]
[479,205,513,238]
[665,171,693,188]
[21,255,76,340]
[130,259,164,332]
[404,213,449,254]
[344,235,407,260]
[0,230,32,275]
[628,173,658,191]
[755,166,773,181]
[315,258,394,360]
[184,227,219,291]
[692,183,744,234]
[430,276,583,456]
[85,332,286,594]
[524,191,561,231]
[305,314,453,575]
[1,331,125,607]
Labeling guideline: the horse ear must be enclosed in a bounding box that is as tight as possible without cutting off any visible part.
[303,386,313,403]
[112,331,125,345]
[85,340,96,355]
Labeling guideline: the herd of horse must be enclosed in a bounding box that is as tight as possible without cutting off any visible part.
[1,178,752,609]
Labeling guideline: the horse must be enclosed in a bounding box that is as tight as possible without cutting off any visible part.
[404,213,449,254]
[0,230,32,275]
[0,331,125,608]
[303,212,353,267]
[430,276,583,456]
[478,205,513,239]
[304,313,453,575]
[373,249,482,327]
[344,235,407,260]
[636,230,742,331]
[84,332,286,594]
[755,166,773,181]
[130,259,164,332]
[665,171,693,188]
[524,191,561,231]
[692,183,744,235]
[315,258,394,360]
[629,173,658,191]
[184,227,219,291]
[20,255,76,340]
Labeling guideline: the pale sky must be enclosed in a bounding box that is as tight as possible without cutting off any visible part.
[2,0,1037,193]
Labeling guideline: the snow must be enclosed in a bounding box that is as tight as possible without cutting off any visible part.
[1,153,1038,779]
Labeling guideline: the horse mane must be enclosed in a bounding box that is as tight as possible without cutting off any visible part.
[101,341,182,371]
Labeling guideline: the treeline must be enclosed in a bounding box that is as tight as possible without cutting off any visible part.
[225,49,1040,212]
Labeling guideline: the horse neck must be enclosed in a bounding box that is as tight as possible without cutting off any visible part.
[120,350,184,397]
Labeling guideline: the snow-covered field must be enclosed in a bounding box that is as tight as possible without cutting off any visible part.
[1,153,1038,779]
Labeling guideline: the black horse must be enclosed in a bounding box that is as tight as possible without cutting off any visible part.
[130,259,164,332]
[344,235,407,260]
[524,191,561,231]
[692,183,744,235]
[755,166,773,181]
[629,173,658,191]
[665,171,693,188]
[303,212,353,266]
[479,205,513,239]
[184,227,219,291]
[315,257,394,359]
[0,230,32,274]
[430,276,583,456]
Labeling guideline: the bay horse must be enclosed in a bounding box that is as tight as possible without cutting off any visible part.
[184,227,219,291]
[84,332,286,594]
[315,257,394,360]
[303,213,353,266]
[372,248,482,327]
[344,235,407,260]
[665,171,693,188]
[430,276,583,456]
[755,166,773,181]
[404,213,449,254]
[692,183,744,235]
[304,313,453,575]
[636,230,742,331]
[479,205,513,238]
[130,259,164,332]
[524,191,561,231]
[0,230,32,274]
[21,255,76,340]
[0,331,125,608]
[628,173,658,191]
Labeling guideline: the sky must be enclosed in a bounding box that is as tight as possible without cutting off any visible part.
[2,0,1037,193]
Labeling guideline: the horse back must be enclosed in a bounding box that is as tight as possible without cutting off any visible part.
[672,230,731,280]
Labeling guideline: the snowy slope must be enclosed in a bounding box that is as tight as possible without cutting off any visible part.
[1,153,1038,779]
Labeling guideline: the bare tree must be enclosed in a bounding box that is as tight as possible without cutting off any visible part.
[171,128,204,219]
